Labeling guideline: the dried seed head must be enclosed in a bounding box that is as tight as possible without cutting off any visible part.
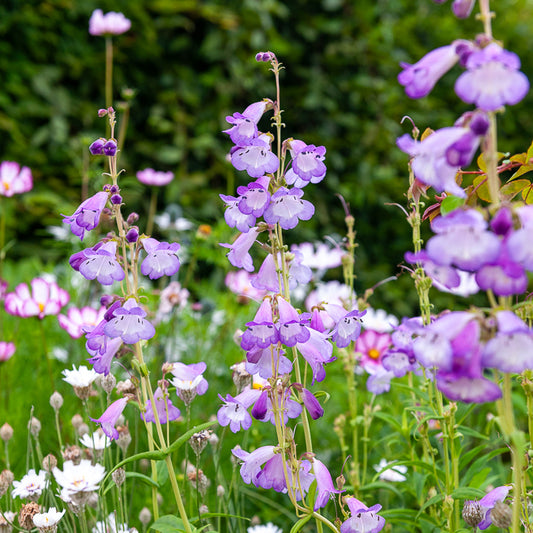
[29,417,41,437]
[209,432,219,449]
[117,379,137,396]
[0,423,13,442]
[49,391,64,411]
[112,468,126,487]
[139,507,152,526]
[491,501,512,529]
[62,445,82,465]
[0,469,15,497]
[230,361,251,393]
[71,414,83,429]
[199,505,209,516]
[18,502,40,530]
[187,469,210,497]
[100,373,117,395]
[462,500,484,528]
[189,430,211,457]
[78,423,90,437]
[0,511,15,533]
[217,485,225,498]
[42,454,58,472]
[116,425,132,453]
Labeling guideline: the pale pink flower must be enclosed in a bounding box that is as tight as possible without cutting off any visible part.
[4,278,69,319]
[58,306,106,339]
[89,9,131,36]
[0,161,33,197]
[136,168,174,186]
[0,341,15,362]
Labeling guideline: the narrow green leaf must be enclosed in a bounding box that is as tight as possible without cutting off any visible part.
[290,514,313,533]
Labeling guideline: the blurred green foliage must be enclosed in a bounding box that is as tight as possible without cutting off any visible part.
[1,0,533,314]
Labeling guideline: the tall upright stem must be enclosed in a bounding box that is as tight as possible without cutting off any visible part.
[105,37,113,109]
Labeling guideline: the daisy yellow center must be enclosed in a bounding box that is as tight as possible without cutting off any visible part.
[38,302,45,313]
[3,181,9,191]
[368,348,380,360]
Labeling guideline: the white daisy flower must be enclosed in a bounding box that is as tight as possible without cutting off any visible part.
[373,458,407,482]
[12,469,48,500]
[33,507,66,532]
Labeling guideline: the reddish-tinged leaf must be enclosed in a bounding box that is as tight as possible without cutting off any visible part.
[500,179,531,200]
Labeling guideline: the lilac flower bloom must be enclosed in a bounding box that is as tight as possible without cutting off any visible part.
[217,388,261,432]
[482,311,533,373]
[263,187,315,229]
[475,243,528,296]
[245,346,293,378]
[476,485,511,530]
[382,350,416,378]
[142,386,181,424]
[170,362,209,396]
[285,140,327,184]
[231,134,279,178]
[301,388,324,419]
[455,43,529,111]
[220,194,257,233]
[397,118,487,198]
[398,43,460,98]
[436,0,476,18]
[232,445,277,486]
[425,209,501,271]
[224,101,268,146]
[87,337,122,375]
[251,251,312,293]
[89,138,106,155]
[90,397,128,440]
[0,341,15,362]
[277,297,310,347]
[136,168,174,186]
[89,9,131,36]
[253,389,302,425]
[103,298,156,344]
[241,298,279,350]
[331,309,366,348]
[313,459,343,510]
[297,328,335,383]
[405,250,461,291]
[366,367,395,395]
[237,176,271,217]
[62,191,108,240]
[220,228,259,272]
[0,161,33,197]
[4,277,69,319]
[507,205,533,270]
[250,389,269,420]
[140,238,181,280]
[77,241,126,286]
[341,497,386,533]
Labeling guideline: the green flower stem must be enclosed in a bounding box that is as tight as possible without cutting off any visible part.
[483,113,501,206]
[146,189,157,237]
[54,409,64,452]
[345,351,360,490]
[0,197,5,279]
[105,36,113,109]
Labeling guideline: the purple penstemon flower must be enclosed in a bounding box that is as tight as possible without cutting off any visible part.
[241,298,279,350]
[312,458,343,510]
[252,388,302,425]
[300,387,324,419]
[103,298,156,344]
[140,237,181,280]
[220,194,257,233]
[506,205,533,271]
[217,387,261,433]
[475,485,511,530]
[142,385,181,424]
[90,397,128,440]
[237,176,271,217]
[245,345,293,379]
[75,241,126,286]
[285,139,327,184]
[263,187,314,230]
[224,101,269,146]
[232,445,277,486]
[62,191,109,240]
[455,42,529,111]
[277,296,311,347]
[296,328,335,384]
[341,497,386,533]
[87,337,122,375]
[220,228,259,272]
[170,362,209,397]
[331,308,366,349]
[231,134,279,178]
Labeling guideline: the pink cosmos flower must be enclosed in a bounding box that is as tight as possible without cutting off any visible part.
[0,161,33,197]
[136,168,174,186]
[89,9,131,36]
[355,330,392,372]
[58,306,106,339]
[5,278,69,319]
[0,342,15,362]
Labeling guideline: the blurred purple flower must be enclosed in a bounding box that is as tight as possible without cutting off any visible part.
[142,386,181,424]
[136,168,174,186]
[58,305,106,339]
[0,341,15,362]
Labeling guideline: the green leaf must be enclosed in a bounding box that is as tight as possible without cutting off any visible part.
[501,178,531,200]
[440,195,465,216]
[150,515,198,533]
[289,514,313,533]
[451,487,486,499]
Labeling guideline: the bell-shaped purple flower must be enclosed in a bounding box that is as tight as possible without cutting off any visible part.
[62,191,109,240]
[297,328,335,384]
[263,187,314,230]
[218,387,261,432]
[223,101,268,146]
[140,238,181,280]
[231,134,279,178]
[245,346,293,378]
[237,176,271,217]
[507,205,533,271]
[76,241,126,286]
[277,297,311,347]
[482,311,533,373]
[331,309,366,348]
[398,43,460,98]
[301,388,324,420]
[312,459,343,510]
[170,362,209,396]
[220,228,259,272]
[220,194,257,233]
[103,298,156,344]
[285,140,327,184]
[476,485,511,530]
[87,337,122,375]
[90,397,128,440]
[232,445,277,486]
[142,386,181,424]
[241,298,279,351]
[455,43,529,111]
[341,497,386,533]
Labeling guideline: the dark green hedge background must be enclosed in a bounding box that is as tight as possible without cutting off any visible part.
[1,0,532,314]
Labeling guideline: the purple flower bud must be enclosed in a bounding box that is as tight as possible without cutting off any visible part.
[301,388,324,420]
[110,194,122,205]
[98,108,108,117]
[89,138,106,155]
[126,228,139,243]
[110,185,119,193]
[490,207,513,236]
[103,140,118,156]
[100,294,115,307]
[90,397,128,440]
[251,389,269,420]
[127,212,139,225]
